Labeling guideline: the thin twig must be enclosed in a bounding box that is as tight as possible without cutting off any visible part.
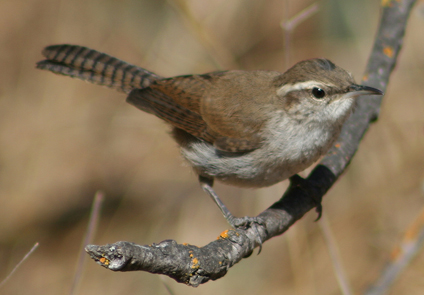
[281,2,319,69]
[319,216,353,295]
[161,278,177,295]
[365,206,424,295]
[69,191,104,295]
[167,0,237,69]
[0,242,39,289]
[283,0,290,70]
[282,3,319,31]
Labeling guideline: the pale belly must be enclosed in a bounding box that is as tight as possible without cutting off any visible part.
[180,122,341,188]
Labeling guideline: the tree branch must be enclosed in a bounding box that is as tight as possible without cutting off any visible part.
[85,0,417,287]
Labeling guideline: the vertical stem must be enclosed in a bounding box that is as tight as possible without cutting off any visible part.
[284,0,290,70]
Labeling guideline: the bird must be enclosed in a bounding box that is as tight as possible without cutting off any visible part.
[36,44,383,228]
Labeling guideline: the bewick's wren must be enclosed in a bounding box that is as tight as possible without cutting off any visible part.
[36,44,382,228]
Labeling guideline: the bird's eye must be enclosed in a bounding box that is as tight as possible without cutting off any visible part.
[312,87,325,99]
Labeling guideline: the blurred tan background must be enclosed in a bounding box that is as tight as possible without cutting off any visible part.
[0,0,423,294]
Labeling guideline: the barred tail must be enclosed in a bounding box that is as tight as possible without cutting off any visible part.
[36,44,161,94]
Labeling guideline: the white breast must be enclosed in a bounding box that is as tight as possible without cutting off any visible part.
[180,112,341,188]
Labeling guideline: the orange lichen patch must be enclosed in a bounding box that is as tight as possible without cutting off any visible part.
[335,143,341,148]
[362,74,369,82]
[390,246,401,261]
[403,208,424,241]
[189,253,193,258]
[218,229,230,239]
[219,261,222,265]
[404,224,420,241]
[388,209,424,261]
[99,257,110,266]
[383,46,394,58]
[183,242,188,246]
[191,257,200,269]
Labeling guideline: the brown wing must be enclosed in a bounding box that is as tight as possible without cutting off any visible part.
[127,73,222,143]
[126,70,281,152]
[127,87,216,143]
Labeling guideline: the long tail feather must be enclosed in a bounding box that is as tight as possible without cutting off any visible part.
[36,44,161,94]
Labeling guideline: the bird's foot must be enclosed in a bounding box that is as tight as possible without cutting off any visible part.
[227,216,266,254]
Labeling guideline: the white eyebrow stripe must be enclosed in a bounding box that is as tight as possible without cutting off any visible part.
[277,81,335,96]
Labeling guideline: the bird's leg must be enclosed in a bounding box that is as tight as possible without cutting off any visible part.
[198,175,238,227]
[198,176,265,253]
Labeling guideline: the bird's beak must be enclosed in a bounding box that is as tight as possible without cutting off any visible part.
[349,84,383,96]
